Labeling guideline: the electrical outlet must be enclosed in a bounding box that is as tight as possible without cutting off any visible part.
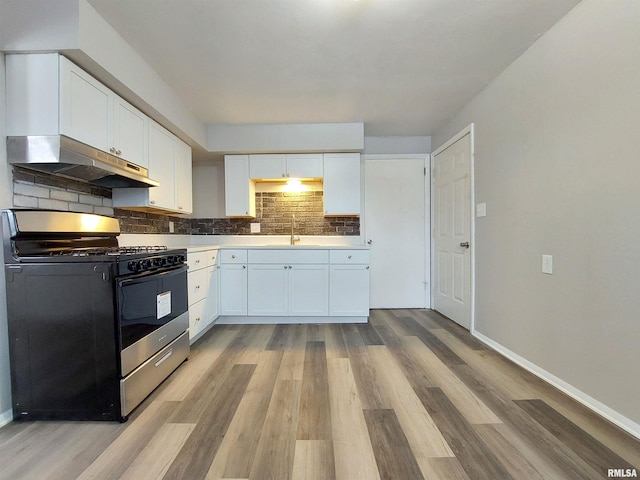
[542,254,553,274]
[250,223,261,233]
[168,221,174,233]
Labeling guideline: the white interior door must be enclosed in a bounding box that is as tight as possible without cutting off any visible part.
[364,156,428,308]
[433,133,472,329]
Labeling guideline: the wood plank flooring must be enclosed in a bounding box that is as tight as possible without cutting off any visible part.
[0,309,638,480]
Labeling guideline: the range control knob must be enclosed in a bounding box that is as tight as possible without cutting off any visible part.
[127,261,138,272]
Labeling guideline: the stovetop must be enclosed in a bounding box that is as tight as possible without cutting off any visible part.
[47,245,170,257]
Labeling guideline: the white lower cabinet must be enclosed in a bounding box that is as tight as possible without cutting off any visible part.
[218,247,368,323]
[248,264,288,315]
[329,249,370,316]
[187,248,219,343]
[330,265,370,316]
[247,264,329,316]
[289,265,329,315]
[204,265,220,322]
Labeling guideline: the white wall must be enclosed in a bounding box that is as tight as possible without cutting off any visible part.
[433,0,640,434]
[364,136,431,155]
[0,52,14,425]
[0,0,207,148]
[208,123,364,153]
[192,160,226,218]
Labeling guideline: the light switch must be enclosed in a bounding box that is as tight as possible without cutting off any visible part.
[250,223,261,233]
[476,203,487,217]
[542,254,553,274]
[168,221,174,233]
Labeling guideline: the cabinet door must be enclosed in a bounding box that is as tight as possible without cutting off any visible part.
[220,264,248,315]
[249,154,286,179]
[113,97,148,168]
[204,266,220,323]
[247,264,288,316]
[323,153,361,216]
[289,265,329,316]
[175,140,193,213]
[188,268,209,305]
[286,154,323,179]
[329,265,370,316]
[59,56,112,153]
[148,121,177,209]
[189,299,206,341]
[225,155,255,217]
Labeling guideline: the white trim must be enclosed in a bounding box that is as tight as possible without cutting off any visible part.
[423,154,431,309]
[362,154,430,160]
[216,315,367,324]
[0,409,12,428]
[432,124,474,157]
[431,124,475,331]
[474,330,640,441]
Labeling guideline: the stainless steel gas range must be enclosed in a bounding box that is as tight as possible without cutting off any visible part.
[1,209,189,422]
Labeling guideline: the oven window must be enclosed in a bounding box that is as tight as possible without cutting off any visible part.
[117,267,188,349]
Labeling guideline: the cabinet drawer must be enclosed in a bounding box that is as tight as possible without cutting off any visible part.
[248,249,328,264]
[187,251,208,271]
[329,249,369,264]
[220,249,248,264]
[188,268,209,305]
[189,299,206,339]
[206,249,219,267]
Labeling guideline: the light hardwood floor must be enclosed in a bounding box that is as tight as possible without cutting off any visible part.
[0,309,638,479]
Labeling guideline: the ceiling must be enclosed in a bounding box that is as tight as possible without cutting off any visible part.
[87,0,581,137]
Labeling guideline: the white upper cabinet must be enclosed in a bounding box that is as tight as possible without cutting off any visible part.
[147,121,177,209]
[7,53,149,169]
[175,138,193,213]
[323,153,361,216]
[286,154,323,178]
[59,57,113,153]
[113,97,149,169]
[112,120,193,214]
[225,155,256,217]
[249,154,286,179]
[249,154,323,179]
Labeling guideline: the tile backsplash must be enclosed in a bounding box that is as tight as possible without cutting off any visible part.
[11,168,359,236]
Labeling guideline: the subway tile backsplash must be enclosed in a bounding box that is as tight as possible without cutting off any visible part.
[11,168,359,236]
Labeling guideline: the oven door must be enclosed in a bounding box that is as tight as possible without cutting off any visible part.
[117,265,189,376]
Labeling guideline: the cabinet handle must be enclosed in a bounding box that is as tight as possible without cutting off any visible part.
[289,265,292,269]
[348,255,352,259]
[195,317,200,322]
[116,149,122,156]
[231,255,236,259]
[242,265,246,269]
[109,147,116,154]
[366,266,370,269]
[179,206,183,210]
[284,265,288,269]
[195,259,200,264]
[150,200,156,205]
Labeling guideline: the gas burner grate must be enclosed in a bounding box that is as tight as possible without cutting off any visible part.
[117,246,169,254]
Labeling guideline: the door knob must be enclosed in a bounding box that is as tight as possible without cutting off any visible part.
[460,242,470,248]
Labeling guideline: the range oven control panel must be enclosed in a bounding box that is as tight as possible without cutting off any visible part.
[122,252,187,275]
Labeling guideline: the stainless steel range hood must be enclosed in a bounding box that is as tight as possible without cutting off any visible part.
[7,135,159,188]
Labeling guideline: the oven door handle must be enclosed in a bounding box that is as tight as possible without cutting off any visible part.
[118,264,187,286]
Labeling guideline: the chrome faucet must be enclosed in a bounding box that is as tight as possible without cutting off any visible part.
[290,213,298,245]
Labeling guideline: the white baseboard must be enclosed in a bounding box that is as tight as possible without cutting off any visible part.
[0,409,12,428]
[217,315,368,325]
[472,331,640,440]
